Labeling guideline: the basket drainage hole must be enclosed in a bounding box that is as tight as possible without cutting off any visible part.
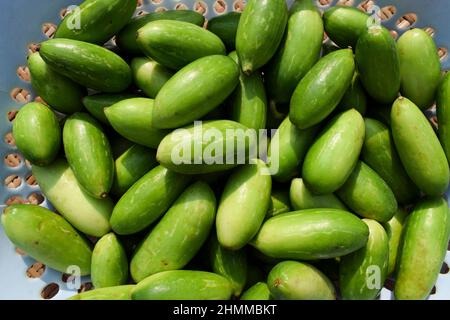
[336,0,354,6]
[17,66,31,82]
[378,5,397,21]
[42,23,57,38]
[5,195,28,206]
[194,1,208,15]
[78,282,94,293]
[358,0,375,13]
[27,43,41,55]
[4,153,22,168]
[441,262,449,274]
[213,0,227,14]
[424,27,436,37]
[26,262,46,278]
[233,0,244,12]
[438,48,448,61]
[396,13,417,29]
[7,109,18,122]
[15,247,27,256]
[317,0,332,6]
[175,2,188,10]
[10,88,31,103]
[34,96,47,105]
[26,174,37,186]
[136,10,148,16]
[4,132,16,146]
[59,5,79,19]
[155,7,167,13]
[41,283,59,299]
[4,175,22,189]
[28,192,45,205]
[62,273,75,283]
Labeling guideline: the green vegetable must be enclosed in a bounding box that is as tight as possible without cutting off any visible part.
[13,102,61,166]
[2,204,92,275]
[91,233,128,288]
[236,0,288,74]
[130,182,216,282]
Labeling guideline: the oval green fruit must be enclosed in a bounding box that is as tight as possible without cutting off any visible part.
[153,55,239,129]
[111,145,158,198]
[289,178,346,211]
[13,102,61,166]
[137,20,226,70]
[2,204,92,275]
[302,109,365,194]
[110,165,191,235]
[83,93,137,125]
[91,233,128,288]
[268,117,317,182]
[131,57,173,99]
[208,233,247,297]
[104,98,170,148]
[131,270,233,300]
[267,189,292,218]
[55,0,136,44]
[130,181,216,282]
[397,29,442,110]
[336,161,398,223]
[323,6,371,48]
[251,209,369,260]
[39,39,131,92]
[437,72,450,165]
[28,52,85,114]
[391,97,449,196]
[265,0,323,104]
[339,219,389,300]
[208,12,241,51]
[116,10,205,55]
[355,26,400,104]
[156,120,257,174]
[267,261,335,300]
[236,0,288,74]
[383,208,408,275]
[68,285,134,300]
[362,118,419,204]
[32,159,113,237]
[290,49,355,129]
[395,197,450,300]
[241,282,272,300]
[228,51,267,130]
[63,113,114,198]
[216,159,272,250]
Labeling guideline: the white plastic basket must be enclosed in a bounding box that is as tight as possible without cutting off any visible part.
[0,0,449,300]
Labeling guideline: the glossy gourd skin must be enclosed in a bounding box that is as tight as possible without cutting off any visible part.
[40,39,132,93]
